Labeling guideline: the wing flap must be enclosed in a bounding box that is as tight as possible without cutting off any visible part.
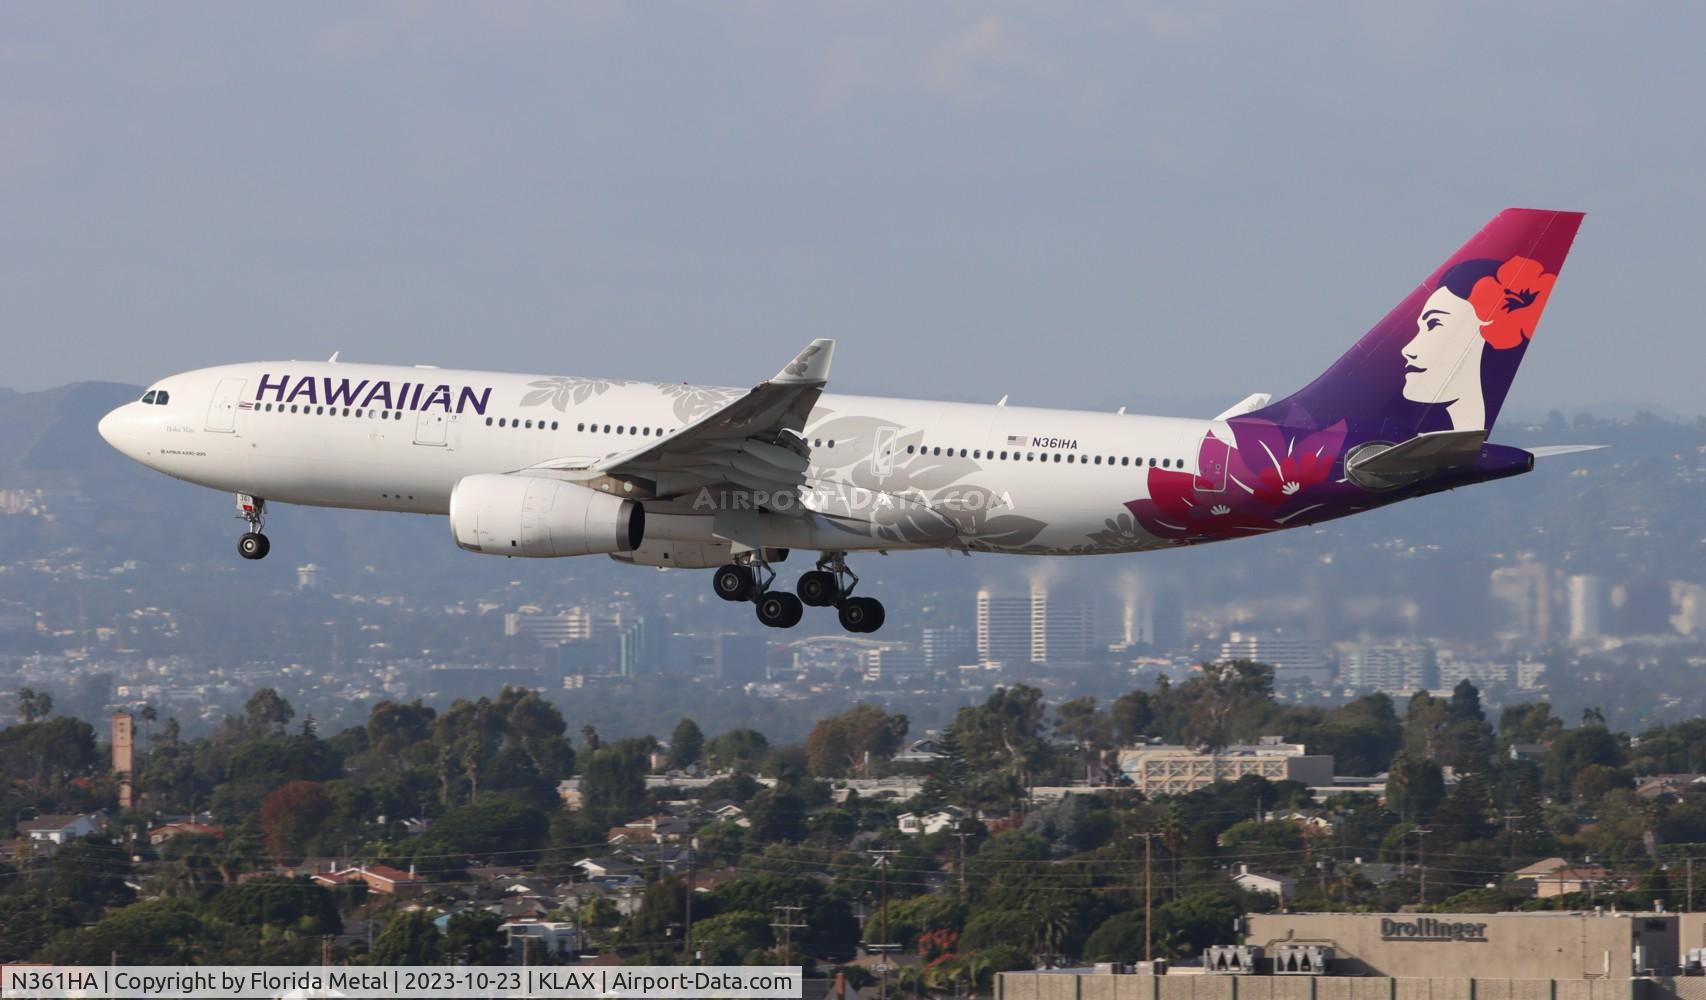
[583,338,834,499]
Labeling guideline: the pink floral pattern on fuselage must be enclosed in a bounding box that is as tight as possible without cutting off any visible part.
[1126,418,1348,543]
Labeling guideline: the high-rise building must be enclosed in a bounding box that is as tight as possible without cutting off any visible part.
[617,617,668,677]
[976,589,1031,667]
[1339,641,1435,693]
[1030,586,1097,665]
[713,634,770,683]
[1219,630,1329,686]
[861,645,928,685]
[1121,585,1185,650]
[1673,582,1706,637]
[296,563,321,590]
[505,608,596,646]
[921,627,976,671]
[1490,560,1551,644]
[1566,574,1603,642]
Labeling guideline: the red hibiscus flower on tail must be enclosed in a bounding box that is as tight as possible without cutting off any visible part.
[1468,256,1556,350]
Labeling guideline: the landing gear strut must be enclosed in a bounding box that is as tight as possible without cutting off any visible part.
[713,553,803,629]
[815,552,884,633]
[235,493,271,561]
[710,551,882,632]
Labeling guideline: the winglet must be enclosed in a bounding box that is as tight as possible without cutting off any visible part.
[772,339,834,384]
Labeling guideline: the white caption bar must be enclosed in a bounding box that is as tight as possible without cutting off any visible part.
[1,966,803,999]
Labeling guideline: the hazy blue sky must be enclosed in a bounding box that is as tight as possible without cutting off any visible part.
[4,3,1702,417]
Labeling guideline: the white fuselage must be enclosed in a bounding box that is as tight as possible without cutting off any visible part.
[99,360,1213,558]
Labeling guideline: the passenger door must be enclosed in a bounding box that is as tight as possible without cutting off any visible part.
[413,410,448,446]
[1193,431,1230,492]
[205,377,246,433]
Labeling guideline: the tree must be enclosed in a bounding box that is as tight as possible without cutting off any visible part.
[1180,661,1274,752]
[1385,753,1445,822]
[1110,689,1157,744]
[244,688,296,736]
[689,911,771,965]
[39,899,205,964]
[747,787,809,844]
[580,741,649,824]
[669,718,705,771]
[207,876,340,934]
[954,685,1050,795]
[920,727,969,809]
[443,910,507,966]
[371,910,441,965]
[16,688,51,723]
[258,780,334,863]
[706,728,769,770]
[804,705,908,778]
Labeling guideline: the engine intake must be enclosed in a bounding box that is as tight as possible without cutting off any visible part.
[450,474,643,557]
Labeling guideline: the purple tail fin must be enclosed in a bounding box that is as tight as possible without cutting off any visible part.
[1258,209,1584,438]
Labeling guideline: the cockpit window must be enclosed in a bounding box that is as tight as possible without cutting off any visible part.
[141,391,157,404]
[154,391,169,405]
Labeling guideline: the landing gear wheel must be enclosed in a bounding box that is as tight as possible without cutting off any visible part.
[838,596,885,633]
[238,532,270,561]
[756,592,804,628]
[796,570,841,607]
[713,564,755,602]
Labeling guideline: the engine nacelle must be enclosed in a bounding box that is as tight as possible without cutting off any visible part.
[450,474,643,557]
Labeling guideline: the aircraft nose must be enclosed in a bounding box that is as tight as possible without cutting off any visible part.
[98,403,139,457]
[97,408,119,446]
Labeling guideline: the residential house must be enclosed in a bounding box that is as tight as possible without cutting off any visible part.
[148,822,222,846]
[311,864,427,898]
[505,921,579,961]
[1232,863,1296,899]
[18,813,107,845]
[897,806,964,836]
[1512,857,1615,898]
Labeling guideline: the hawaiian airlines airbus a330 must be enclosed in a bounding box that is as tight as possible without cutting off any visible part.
[100,209,1595,633]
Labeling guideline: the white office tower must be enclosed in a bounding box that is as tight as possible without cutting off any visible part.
[1566,574,1603,642]
[976,588,1031,668]
[1340,641,1435,693]
[296,563,321,590]
[504,607,596,646]
[1026,585,1098,666]
[1219,630,1329,686]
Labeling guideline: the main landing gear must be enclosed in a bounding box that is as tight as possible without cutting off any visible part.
[713,551,883,633]
[235,493,271,561]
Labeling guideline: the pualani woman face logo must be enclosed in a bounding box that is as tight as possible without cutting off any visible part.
[1400,256,1557,431]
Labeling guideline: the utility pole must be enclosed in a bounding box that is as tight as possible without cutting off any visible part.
[1411,828,1432,906]
[1687,857,1695,914]
[953,825,970,902]
[771,905,806,968]
[870,851,898,998]
[684,852,695,965]
[1133,831,1157,963]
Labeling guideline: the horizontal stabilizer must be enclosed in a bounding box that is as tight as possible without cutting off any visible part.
[1214,393,1272,421]
[1346,429,1485,489]
[1528,444,1608,459]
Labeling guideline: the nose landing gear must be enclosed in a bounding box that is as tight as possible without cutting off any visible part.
[235,493,271,561]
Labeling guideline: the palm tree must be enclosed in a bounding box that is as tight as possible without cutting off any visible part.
[139,704,158,758]
[1026,896,1074,967]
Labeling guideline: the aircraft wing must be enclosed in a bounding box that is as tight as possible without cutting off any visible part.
[578,339,835,498]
